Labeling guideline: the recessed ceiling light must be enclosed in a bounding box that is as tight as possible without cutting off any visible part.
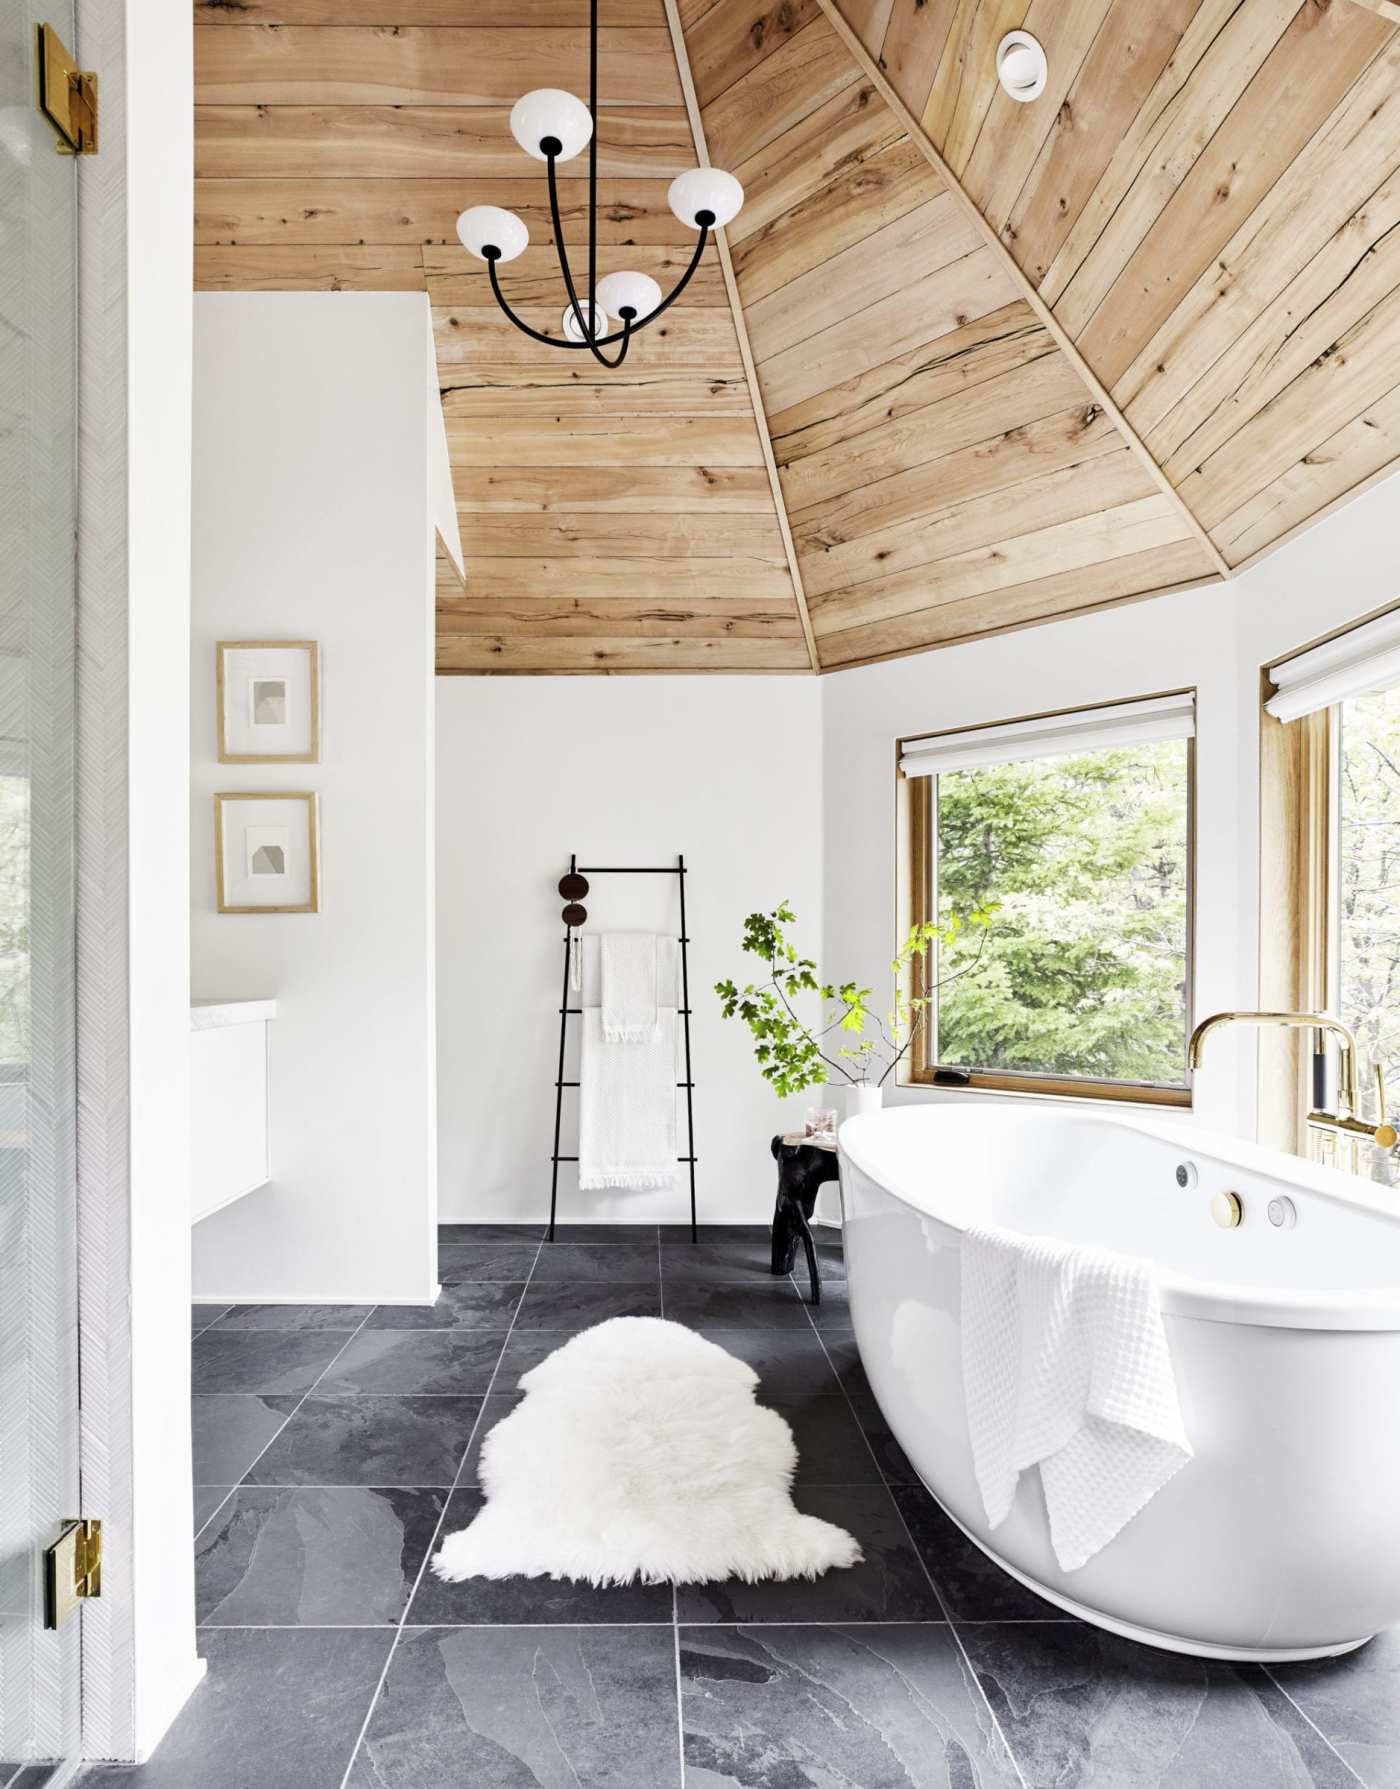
[997,31,1047,103]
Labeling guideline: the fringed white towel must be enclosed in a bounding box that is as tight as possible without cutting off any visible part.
[579,1007,677,1191]
[961,1223,1192,1572]
[600,932,660,1042]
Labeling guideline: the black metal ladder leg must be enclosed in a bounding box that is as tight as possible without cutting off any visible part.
[677,852,698,1243]
[546,853,576,1241]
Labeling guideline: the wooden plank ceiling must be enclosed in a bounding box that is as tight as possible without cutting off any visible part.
[195,0,1400,673]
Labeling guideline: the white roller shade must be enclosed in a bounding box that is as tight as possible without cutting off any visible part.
[898,692,1195,779]
[1265,608,1400,723]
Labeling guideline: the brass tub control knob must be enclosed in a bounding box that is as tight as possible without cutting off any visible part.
[1211,1190,1243,1230]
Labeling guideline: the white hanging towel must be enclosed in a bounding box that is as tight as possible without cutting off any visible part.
[960,1223,1192,1572]
[600,932,661,1042]
[578,1009,678,1191]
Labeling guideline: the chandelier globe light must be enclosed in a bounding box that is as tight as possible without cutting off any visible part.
[454,0,743,369]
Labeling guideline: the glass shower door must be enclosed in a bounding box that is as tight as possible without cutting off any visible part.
[0,0,83,1777]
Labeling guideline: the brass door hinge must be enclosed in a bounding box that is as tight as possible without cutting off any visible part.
[36,23,98,155]
[43,1518,102,1629]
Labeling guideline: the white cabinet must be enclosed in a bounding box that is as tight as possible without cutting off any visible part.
[190,1000,275,1224]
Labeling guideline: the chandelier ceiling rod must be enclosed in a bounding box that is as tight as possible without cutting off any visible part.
[455,0,744,370]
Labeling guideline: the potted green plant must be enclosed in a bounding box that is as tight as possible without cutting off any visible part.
[715,900,992,1123]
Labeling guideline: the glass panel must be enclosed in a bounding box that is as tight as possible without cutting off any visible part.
[933,738,1191,1088]
[0,0,82,1775]
[1338,686,1400,1122]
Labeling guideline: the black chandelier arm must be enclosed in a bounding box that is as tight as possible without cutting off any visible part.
[545,151,614,367]
[485,255,633,364]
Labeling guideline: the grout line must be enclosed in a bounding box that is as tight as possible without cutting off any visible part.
[672,1587,687,1789]
[191,1617,1067,1631]
[792,1270,1031,1789]
[192,1485,241,1547]
[1261,1668,1369,1787]
[335,1237,545,1789]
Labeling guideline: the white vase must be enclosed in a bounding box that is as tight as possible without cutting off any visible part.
[842,1082,884,1122]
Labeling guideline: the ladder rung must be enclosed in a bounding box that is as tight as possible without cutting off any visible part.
[553,1156,698,1164]
[557,1081,694,1089]
[560,1007,693,1016]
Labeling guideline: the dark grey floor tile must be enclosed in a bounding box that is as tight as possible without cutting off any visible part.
[192,1304,231,1337]
[194,1486,234,1533]
[529,1242,661,1281]
[348,1625,682,1787]
[548,1223,658,1244]
[676,1485,942,1625]
[822,1331,871,1395]
[695,1329,841,1397]
[436,1243,540,1284]
[438,1222,545,1243]
[960,1623,1360,1789]
[661,1282,813,1329]
[408,1490,674,1625]
[680,1624,1020,1788]
[491,1328,582,1384]
[211,1304,373,1331]
[197,1487,445,1626]
[660,1239,779,1281]
[454,1393,522,1487]
[513,1281,661,1328]
[891,1485,1073,1621]
[660,1224,769,1243]
[365,1282,524,1331]
[246,1396,481,1487]
[192,1329,354,1395]
[10,1768,61,1788]
[1270,1626,1400,1787]
[79,1628,392,1789]
[192,1393,300,1484]
[849,1391,919,1483]
[316,1329,506,1396]
[804,1281,851,1324]
[764,1395,883,1485]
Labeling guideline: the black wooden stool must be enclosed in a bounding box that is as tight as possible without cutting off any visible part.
[770,1134,839,1305]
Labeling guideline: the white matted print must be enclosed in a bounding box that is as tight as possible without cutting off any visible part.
[218,641,319,763]
[216,793,319,913]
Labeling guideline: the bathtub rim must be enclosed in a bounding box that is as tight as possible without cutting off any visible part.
[838,1104,1400,1331]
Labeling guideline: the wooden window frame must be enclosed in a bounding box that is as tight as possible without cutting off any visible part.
[900,709,1197,1109]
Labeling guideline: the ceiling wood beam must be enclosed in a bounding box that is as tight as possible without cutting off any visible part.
[661,0,823,675]
[812,0,1232,585]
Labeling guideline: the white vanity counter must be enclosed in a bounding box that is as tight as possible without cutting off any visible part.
[190,998,276,1223]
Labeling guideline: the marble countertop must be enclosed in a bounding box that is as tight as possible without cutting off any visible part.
[190,998,278,1031]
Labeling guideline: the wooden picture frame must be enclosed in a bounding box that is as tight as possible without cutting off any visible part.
[217,640,320,765]
[215,792,320,914]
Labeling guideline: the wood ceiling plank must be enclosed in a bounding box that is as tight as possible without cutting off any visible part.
[443,412,766,467]
[461,556,798,599]
[776,341,1087,511]
[436,595,804,636]
[194,26,682,106]
[1073,0,1395,389]
[454,465,776,511]
[998,0,1199,290]
[923,0,1029,169]
[837,0,895,54]
[797,443,1154,598]
[1042,0,1297,328]
[816,539,1217,667]
[194,105,697,180]
[753,246,1017,413]
[196,0,663,21]
[195,178,693,246]
[423,243,728,306]
[686,0,819,106]
[440,371,754,414]
[874,0,957,118]
[1178,275,1400,530]
[730,139,936,303]
[741,191,980,361]
[700,17,861,168]
[767,301,1048,460]
[194,244,426,290]
[791,404,1123,563]
[1349,0,1400,23]
[436,634,813,671]
[432,305,744,371]
[459,513,789,558]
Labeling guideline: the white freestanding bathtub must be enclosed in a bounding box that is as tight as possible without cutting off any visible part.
[838,1103,1400,1662]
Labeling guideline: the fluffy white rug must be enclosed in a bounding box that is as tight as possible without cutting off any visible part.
[432,1316,862,1586]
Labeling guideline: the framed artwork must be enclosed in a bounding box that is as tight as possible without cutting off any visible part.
[215,792,320,914]
[217,640,320,764]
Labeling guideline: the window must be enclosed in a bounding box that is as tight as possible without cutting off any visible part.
[1337,687,1400,1115]
[902,694,1195,1104]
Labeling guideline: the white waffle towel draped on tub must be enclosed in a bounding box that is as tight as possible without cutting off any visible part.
[579,933,678,1192]
[960,1223,1193,1571]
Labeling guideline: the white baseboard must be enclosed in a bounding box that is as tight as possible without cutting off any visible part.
[133,1653,207,1763]
[192,1284,441,1306]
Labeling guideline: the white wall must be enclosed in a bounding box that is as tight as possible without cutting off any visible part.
[190,293,439,1305]
[437,677,823,1225]
[821,472,1400,1145]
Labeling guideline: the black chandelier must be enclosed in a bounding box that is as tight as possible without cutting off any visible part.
[455,0,744,369]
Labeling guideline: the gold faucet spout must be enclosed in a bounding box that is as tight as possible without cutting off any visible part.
[1187,1010,1361,1122]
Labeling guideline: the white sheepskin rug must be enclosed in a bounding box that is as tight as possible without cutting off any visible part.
[432,1316,862,1586]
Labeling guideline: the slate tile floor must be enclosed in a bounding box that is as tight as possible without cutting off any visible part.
[79,1223,1400,1789]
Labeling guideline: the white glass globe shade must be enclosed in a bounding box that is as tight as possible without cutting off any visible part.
[595,270,663,321]
[456,205,529,263]
[510,88,593,163]
[562,299,610,344]
[667,167,743,231]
